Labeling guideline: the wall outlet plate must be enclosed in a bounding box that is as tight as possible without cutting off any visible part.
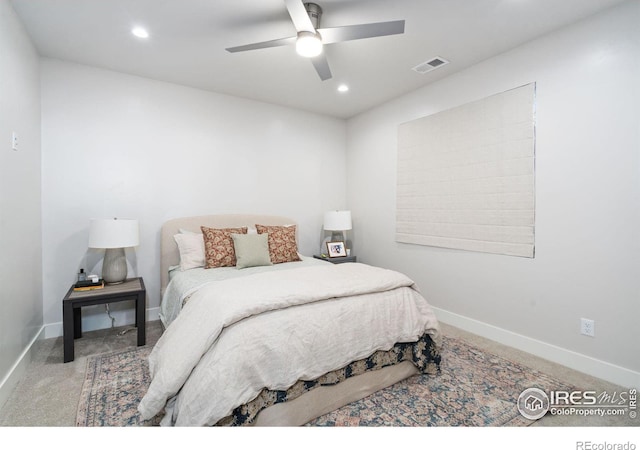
[580,318,595,337]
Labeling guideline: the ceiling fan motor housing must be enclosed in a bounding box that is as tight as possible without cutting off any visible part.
[304,3,322,29]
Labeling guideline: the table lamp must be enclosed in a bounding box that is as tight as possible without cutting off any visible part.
[88,218,139,284]
[324,210,352,242]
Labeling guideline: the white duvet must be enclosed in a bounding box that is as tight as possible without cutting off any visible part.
[138,262,441,426]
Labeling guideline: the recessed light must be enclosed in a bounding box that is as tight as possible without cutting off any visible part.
[131,27,149,39]
[337,84,349,93]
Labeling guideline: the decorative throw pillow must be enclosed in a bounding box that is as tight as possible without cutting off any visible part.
[173,232,206,271]
[201,226,248,268]
[231,233,272,269]
[255,224,301,264]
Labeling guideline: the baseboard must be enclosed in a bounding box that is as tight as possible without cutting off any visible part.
[10,306,636,408]
[1,307,160,411]
[433,307,640,389]
[0,325,45,411]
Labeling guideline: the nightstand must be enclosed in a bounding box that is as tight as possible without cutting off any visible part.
[313,254,357,264]
[62,277,146,363]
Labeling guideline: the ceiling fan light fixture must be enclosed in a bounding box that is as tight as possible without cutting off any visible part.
[225,0,406,81]
[296,31,323,58]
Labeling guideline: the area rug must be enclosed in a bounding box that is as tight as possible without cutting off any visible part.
[76,346,160,426]
[76,336,572,427]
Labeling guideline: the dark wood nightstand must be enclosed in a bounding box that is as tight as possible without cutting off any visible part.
[313,254,357,264]
[62,277,146,363]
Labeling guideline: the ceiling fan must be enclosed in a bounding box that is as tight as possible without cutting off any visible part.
[225,0,405,81]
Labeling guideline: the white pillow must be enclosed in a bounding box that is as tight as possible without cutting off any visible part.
[173,232,205,271]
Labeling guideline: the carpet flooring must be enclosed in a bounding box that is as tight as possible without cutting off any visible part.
[1,321,635,429]
[75,335,573,427]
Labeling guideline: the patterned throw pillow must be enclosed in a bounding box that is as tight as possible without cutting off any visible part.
[201,226,248,268]
[255,224,301,264]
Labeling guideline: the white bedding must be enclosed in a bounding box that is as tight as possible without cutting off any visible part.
[160,255,328,326]
[140,262,441,426]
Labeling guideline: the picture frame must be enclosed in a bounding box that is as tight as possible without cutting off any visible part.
[327,241,347,258]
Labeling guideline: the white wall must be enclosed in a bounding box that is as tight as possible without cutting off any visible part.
[41,59,347,333]
[0,1,42,408]
[347,1,639,385]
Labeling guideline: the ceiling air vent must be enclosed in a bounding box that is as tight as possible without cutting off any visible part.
[412,56,449,74]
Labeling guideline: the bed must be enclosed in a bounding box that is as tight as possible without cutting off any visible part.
[138,214,442,426]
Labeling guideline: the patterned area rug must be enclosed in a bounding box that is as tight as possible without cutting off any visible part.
[76,346,160,426]
[76,336,572,427]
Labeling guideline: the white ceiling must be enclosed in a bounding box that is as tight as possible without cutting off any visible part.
[11,0,626,119]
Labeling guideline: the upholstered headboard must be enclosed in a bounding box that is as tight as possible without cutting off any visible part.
[160,214,297,296]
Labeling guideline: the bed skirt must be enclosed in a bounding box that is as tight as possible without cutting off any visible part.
[216,333,441,426]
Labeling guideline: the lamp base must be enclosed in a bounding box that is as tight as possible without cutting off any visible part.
[330,231,345,242]
[102,247,128,285]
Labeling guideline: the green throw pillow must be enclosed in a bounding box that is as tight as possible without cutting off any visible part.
[231,233,273,269]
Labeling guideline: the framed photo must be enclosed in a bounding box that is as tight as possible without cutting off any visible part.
[327,241,347,258]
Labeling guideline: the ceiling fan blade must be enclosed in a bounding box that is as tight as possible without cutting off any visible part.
[310,54,332,81]
[284,0,315,33]
[226,36,296,53]
[317,20,405,44]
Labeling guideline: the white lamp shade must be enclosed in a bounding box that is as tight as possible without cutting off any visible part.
[324,211,352,231]
[88,218,139,249]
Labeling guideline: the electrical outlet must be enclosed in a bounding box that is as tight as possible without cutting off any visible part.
[580,318,595,337]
